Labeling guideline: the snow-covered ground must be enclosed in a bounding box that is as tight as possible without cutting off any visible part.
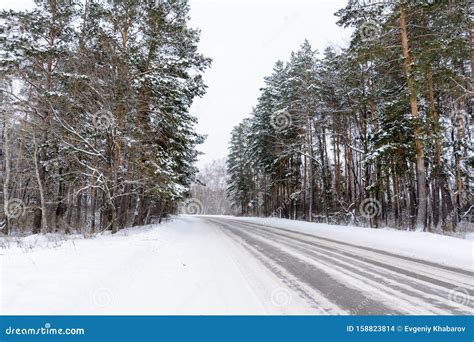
[0,217,313,315]
[1,216,472,315]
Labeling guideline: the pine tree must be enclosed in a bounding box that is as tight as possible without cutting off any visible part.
[0,0,210,235]
[227,0,472,232]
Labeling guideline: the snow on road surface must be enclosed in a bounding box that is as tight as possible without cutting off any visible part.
[1,216,472,315]
[233,216,474,271]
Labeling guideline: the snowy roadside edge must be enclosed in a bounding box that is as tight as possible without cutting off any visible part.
[0,218,177,255]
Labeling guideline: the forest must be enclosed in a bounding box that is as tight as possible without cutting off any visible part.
[227,0,473,232]
[0,0,210,235]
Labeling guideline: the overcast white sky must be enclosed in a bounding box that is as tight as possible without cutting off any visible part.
[1,0,351,168]
[189,0,351,167]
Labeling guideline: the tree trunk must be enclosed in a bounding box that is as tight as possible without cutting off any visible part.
[2,119,10,235]
[427,69,441,229]
[33,135,48,233]
[399,4,427,231]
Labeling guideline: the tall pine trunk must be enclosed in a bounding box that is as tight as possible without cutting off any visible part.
[399,4,427,231]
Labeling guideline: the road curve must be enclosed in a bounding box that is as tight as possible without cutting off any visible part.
[205,217,474,315]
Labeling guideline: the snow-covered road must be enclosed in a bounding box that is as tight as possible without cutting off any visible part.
[1,216,472,315]
[207,217,473,315]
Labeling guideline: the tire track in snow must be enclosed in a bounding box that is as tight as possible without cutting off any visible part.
[221,221,433,315]
[208,218,473,315]
[210,219,401,314]
[263,229,473,314]
[217,222,344,314]
[226,219,474,291]
[230,221,474,314]
[236,226,464,315]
